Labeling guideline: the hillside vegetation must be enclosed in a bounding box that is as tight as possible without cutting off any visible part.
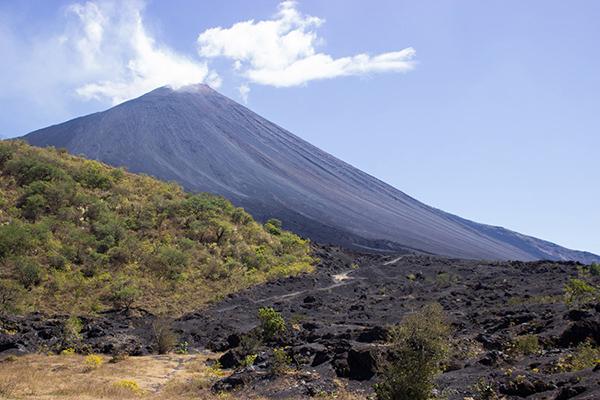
[0,141,314,315]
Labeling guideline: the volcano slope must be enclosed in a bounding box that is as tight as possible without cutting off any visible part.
[4,246,600,399]
[22,84,599,263]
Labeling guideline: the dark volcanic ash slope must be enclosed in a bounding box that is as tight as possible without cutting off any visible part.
[22,84,599,263]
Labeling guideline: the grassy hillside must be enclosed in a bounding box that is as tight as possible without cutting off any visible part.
[0,141,314,315]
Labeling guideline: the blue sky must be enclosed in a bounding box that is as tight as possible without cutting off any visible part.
[0,0,598,254]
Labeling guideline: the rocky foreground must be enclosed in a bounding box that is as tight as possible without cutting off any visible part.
[2,246,600,399]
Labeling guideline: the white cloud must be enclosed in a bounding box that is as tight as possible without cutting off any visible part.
[197,1,415,90]
[67,1,216,105]
[238,84,250,104]
[0,0,216,112]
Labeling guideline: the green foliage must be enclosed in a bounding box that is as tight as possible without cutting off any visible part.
[0,279,24,312]
[0,142,13,168]
[15,259,42,289]
[175,341,189,355]
[0,141,314,315]
[589,262,600,277]
[472,378,500,400]
[271,347,291,375]
[555,340,600,372]
[564,278,599,306]
[152,246,189,279]
[509,335,540,356]
[374,303,451,400]
[258,307,286,341]
[77,162,112,190]
[62,316,83,347]
[264,218,282,235]
[241,353,257,367]
[108,281,140,310]
[4,155,63,186]
[0,222,33,259]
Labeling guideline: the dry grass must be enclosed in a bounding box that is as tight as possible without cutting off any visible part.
[0,353,223,400]
[0,353,367,400]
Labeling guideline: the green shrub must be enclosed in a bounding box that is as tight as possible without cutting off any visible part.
[77,163,112,190]
[62,316,83,347]
[258,307,286,341]
[564,278,598,306]
[18,193,47,221]
[472,378,500,400]
[555,340,600,371]
[0,223,32,259]
[152,246,189,279]
[15,259,42,288]
[510,335,540,356]
[271,347,291,375]
[4,156,62,186]
[374,303,451,400]
[0,279,24,312]
[590,263,600,277]
[108,282,140,310]
[0,142,314,316]
[0,142,13,168]
[241,353,257,367]
[264,218,282,235]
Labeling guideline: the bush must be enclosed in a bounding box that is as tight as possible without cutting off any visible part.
[113,379,142,395]
[510,335,540,356]
[0,143,13,168]
[241,353,257,367]
[590,263,600,277]
[473,378,500,400]
[18,193,47,221]
[258,307,286,341]
[555,340,600,371]
[0,142,314,316]
[63,316,83,346]
[77,163,112,190]
[374,303,451,400]
[153,318,177,354]
[0,223,32,259]
[264,218,282,235]
[0,279,24,312]
[15,259,42,289]
[271,347,291,375]
[152,246,189,279]
[108,282,140,310]
[84,354,103,370]
[4,156,62,186]
[564,278,598,306]
[60,348,75,356]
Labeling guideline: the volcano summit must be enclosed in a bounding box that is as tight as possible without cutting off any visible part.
[22,84,599,263]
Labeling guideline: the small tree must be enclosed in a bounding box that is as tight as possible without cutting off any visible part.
[564,278,598,306]
[375,303,451,400]
[109,282,140,311]
[258,307,286,341]
[16,259,42,289]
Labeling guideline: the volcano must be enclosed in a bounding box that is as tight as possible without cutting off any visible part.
[22,84,599,263]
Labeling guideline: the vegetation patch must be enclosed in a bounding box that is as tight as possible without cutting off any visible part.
[0,141,314,315]
[374,303,450,400]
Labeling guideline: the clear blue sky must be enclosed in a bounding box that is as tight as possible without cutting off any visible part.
[1,0,598,254]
